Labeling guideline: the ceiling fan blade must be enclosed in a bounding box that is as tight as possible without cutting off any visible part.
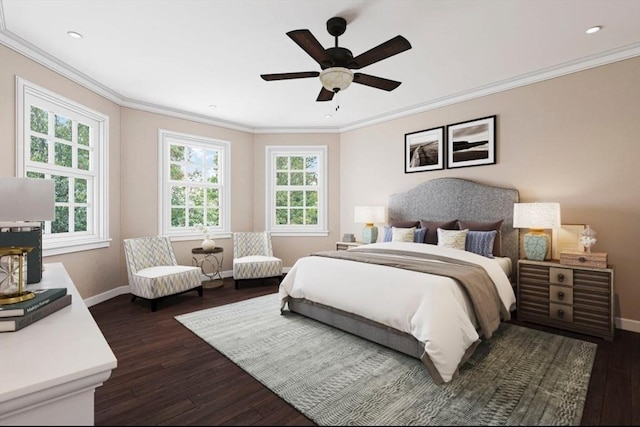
[261,71,320,81]
[351,35,412,69]
[353,73,402,91]
[316,87,335,102]
[287,29,332,67]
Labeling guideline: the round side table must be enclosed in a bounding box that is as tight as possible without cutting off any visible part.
[191,247,224,289]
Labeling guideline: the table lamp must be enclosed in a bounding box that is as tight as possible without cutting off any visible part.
[513,202,561,261]
[0,176,55,303]
[354,206,386,244]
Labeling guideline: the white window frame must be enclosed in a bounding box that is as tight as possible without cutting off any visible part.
[16,77,110,256]
[265,145,328,236]
[158,129,231,240]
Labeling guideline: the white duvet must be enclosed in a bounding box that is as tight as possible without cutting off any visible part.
[279,241,516,383]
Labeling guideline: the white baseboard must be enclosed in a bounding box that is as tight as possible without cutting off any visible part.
[616,317,640,333]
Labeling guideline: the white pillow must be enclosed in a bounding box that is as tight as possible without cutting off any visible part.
[437,228,468,250]
[392,226,416,242]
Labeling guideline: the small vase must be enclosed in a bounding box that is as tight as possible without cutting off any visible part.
[201,239,216,251]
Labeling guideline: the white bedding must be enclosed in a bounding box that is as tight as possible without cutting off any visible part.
[279,241,516,383]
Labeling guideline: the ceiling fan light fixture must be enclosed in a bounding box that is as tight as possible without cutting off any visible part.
[319,67,354,93]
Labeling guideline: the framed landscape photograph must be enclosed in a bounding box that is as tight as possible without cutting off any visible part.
[446,115,496,169]
[404,126,445,173]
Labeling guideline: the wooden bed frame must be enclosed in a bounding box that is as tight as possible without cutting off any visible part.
[287,178,520,365]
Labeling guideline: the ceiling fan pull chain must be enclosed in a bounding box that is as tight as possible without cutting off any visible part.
[335,91,340,111]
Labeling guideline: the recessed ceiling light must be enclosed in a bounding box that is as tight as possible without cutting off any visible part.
[67,31,83,39]
[325,114,332,118]
[208,104,217,109]
[585,26,602,34]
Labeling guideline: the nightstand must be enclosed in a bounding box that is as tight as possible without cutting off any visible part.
[517,259,614,341]
[336,241,364,251]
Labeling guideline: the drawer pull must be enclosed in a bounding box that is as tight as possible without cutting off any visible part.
[579,256,586,263]
[557,309,565,318]
[557,273,565,282]
[557,291,564,300]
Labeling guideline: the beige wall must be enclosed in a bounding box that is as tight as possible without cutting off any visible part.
[2,42,638,325]
[340,57,640,323]
[0,44,122,300]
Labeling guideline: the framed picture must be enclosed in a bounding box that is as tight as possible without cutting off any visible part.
[404,126,445,173]
[446,115,496,169]
[551,224,586,260]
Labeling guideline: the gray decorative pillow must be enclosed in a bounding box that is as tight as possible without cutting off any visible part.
[465,230,497,258]
[458,219,504,256]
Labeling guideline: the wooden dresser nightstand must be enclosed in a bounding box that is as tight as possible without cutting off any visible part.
[517,259,614,341]
[336,241,364,251]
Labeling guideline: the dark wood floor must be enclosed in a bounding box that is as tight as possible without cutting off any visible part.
[90,278,639,426]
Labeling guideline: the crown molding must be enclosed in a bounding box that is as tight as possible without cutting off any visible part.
[1,8,638,136]
[337,42,640,133]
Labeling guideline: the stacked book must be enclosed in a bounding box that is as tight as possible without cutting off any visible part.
[0,288,72,332]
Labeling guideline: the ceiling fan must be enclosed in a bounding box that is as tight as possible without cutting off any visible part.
[260,17,412,102]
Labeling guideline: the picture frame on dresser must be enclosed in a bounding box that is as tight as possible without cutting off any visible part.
[551,224,585,260]
[404,126,445,173]
[446,115,496,169]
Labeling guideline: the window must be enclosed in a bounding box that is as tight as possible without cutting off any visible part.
[16,77,109,256]
[266,146,327,236]
[158,130,230,239]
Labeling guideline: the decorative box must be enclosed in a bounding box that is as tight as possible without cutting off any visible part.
[559,250,607,269]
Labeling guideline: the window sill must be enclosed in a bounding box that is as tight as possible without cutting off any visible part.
[44,238,112,257]
[269,231,329,237]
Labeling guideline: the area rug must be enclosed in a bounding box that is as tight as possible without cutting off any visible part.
[175,293,597,426]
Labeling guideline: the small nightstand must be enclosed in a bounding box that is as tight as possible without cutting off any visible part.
[517,259,614,341]
[336,241,364,251]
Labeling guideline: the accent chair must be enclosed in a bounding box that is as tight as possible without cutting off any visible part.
[232,231,283,289]
[123,236,203,311]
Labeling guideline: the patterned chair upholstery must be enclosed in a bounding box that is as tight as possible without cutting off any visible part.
[123,236,203,311]
[233,232,283,289]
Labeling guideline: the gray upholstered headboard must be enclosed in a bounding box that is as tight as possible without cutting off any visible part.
[388,178,519,278]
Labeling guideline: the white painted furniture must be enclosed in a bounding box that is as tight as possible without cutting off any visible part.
[0,263,117,426]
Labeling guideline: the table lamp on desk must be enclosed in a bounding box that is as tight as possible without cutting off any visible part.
[0,177,55,303]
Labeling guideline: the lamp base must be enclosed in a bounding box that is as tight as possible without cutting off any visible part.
[523,231,549,261]
[0,290,35,305]
[361,225,378,244]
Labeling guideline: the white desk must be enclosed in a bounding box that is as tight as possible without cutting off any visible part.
[0,263,117,425]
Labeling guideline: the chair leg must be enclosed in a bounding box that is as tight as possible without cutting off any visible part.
[196,285,203,297]
[234,279,239,290]
[131,295,137,303]
[151,300,158,312]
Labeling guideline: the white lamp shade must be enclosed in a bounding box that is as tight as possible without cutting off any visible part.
[354,206,386,224]
[319,67,354,92]
[513,203,561,230]
[0,177,55,222]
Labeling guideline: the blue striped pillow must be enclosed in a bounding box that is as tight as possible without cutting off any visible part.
[465,230,497,258]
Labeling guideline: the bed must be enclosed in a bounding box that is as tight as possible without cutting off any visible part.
[279,178,519,384]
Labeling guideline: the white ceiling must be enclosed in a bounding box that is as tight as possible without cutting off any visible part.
[1,0,639,132]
